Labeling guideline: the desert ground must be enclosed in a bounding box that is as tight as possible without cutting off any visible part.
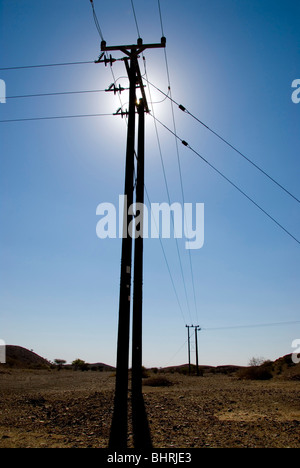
[0,368,299,449]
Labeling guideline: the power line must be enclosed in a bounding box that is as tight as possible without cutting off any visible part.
[149,96,194,324]
[5,89,107,100]
[144,78,300,205]
[149,87,170,104]
[0,113,113,123]
[3,56,298,207]
[157,0,165,37]
[0,61,94,71]
[202,320,300,331]
[159,319,300,369]
[90,0,105,42]
[104,5,187,327]
[162,320,300,367]
[157,0,199,326]
[144,186,187,326]
[162,338,189,369]
[105,0,189,328]
[128,3,193,324]
[130,0,141,38]
[151,114,300,245]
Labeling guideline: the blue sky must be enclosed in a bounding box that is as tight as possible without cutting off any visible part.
[0,0,299,367]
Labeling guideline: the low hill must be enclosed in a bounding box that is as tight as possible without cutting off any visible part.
[1,346,298,379]
[160,363,243,376]
[159,354,300,380]
[0,345,115,371]
[2,345,51,369]
[236,354,300,381]
[88,362,115,371]
[273,353,300,380]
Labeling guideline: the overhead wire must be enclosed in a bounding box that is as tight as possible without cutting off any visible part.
[0,4,104,72]
[144,78,300,205]
[157,0,199,326]
[130,0,141,38]
[162,337,189,369]
[152,114,300,245]
[149,86,170,105]
[202,320,300,331]
[5,89,108,99]
[87,0,188,325]
[2,34,297,244]
[3,99,298,248]
[90,0,129,127]
[0,113,113,123]
[149,92,193,324]
[157,0,165,37]
[0,61,94,71]
[162,319,300,367]
[89,0,128,126]
[144,186,187,325]
[89,0,105,42]
[129,0,193,325]
[3,57,298,205]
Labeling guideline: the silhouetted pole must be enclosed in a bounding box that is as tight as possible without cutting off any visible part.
[108,53,137,451]
[131,98,152,450]
[132,98,145,399]
[195,326,201,376]
[186,325,191,375]
[103,37,166,450]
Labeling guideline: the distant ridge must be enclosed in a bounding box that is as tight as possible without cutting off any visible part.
[1,346,298,379]
[88,362,115,371]
[3,345,51,369]
[0,345,115,371]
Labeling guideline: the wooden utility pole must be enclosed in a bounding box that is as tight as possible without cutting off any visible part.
[101,37,166,450]
[108,50,137,451]
[186,325,192,375]
[131,99,152,450]
[132,98,145,400]
[186,325,201,375]
[195,326,201,376]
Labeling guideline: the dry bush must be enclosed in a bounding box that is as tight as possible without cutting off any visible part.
[143,376,173,387]
[237,361,273,381]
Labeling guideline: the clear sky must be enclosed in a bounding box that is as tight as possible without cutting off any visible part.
[0,0,299,368]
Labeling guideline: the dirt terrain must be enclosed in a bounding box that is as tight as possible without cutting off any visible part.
[0,368,299,448]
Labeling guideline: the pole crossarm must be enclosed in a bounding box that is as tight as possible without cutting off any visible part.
[101,38,165,114]
[101,37,166,56]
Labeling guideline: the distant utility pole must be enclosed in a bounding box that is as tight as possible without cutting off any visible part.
[186,325,201,375]
[186,325,192,375]
[195,325,201,376]
[99,37,166,450]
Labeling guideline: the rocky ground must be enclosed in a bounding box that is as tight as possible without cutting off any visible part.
[0,369,299,448]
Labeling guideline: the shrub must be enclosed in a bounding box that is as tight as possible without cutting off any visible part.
[141,366,150,378]
[238,361,273,381]
[143,377,173,387]
[54,359,66,370]
[72,359,89,371]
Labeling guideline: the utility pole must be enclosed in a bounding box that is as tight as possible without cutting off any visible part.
[132,98,145,400]
[195,326,201,376]
[131,98,153,450]
[186,325,201,375]
[186,325,192,375]
[100,37,166,450]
